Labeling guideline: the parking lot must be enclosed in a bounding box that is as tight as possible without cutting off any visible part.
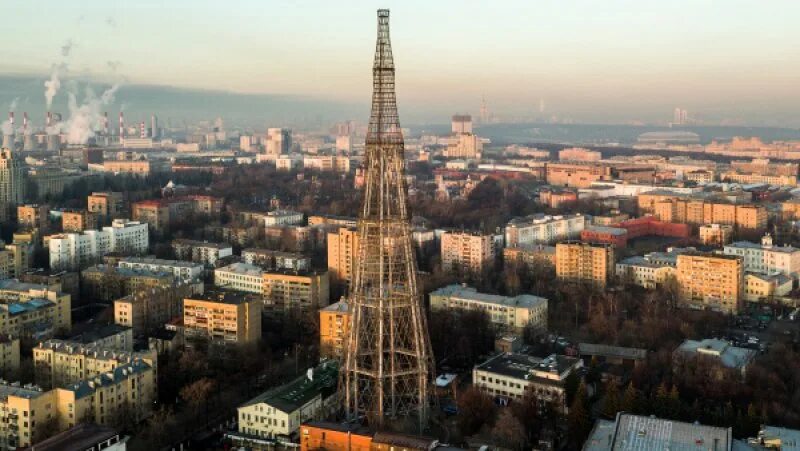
[720,305,800,353]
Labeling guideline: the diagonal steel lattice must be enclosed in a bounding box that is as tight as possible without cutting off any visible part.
[341,9,434,430]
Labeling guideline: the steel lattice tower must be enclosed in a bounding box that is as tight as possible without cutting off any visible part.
[342,9,433,430]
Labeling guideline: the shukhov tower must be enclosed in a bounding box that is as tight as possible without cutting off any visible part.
[342,9,433,430]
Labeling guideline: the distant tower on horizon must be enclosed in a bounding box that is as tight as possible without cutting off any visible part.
[341,8,433,432]
[539,98,545,114]
[673,107,688,125]
[479,95,488,124]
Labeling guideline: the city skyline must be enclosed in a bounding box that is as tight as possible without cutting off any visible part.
[2,1,800,126]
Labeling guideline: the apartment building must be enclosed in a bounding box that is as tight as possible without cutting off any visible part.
[546,162,612,188]
[214,263,265,295]
[17,204,48,230]
[61,210,98,233]
[171,239,233,266]
[699,224,733,246]
[744,272,792,303]
[48,220,149,271]
[242,249,311,272]
[555,241,615,288]
[0,359,154,449]
[722,234,800,278]
[614,248,697,289]
[32,339,157,391]
[327,227,359,290]
[645,194,767,231]
[0,336,19,377]
[319,300,349,359]
[505,214,586,247]
[0,280,71,339]
[68,324,133,352]
[114,282,201,334]
[118,256,203,281]
[429,284,548,332]
[264,210,304,227]
[87,192,125,221]
[235,362,338,443]
[473,353,582,413]
[676,253,743,314]
[183,290,262,345]
[263,270,330,311]
[503,245,557,270]
[81,265,175,302]
[440,231,496,275]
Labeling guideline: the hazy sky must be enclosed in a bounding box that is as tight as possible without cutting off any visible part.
[3,0,800,125]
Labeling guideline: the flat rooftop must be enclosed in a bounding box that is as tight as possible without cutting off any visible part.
[610,414,732,450]
[242,362,337,414]
[475,353,579,383]
[120,256,203,268]
[187,289,252,305]
[172,239,231,249]
[216,262,265,277]
[321,299,349,314]
[430,284,547,309]
[578,343,647,361]
[675,338,757,369]
[22,423,123,451]
[0,382,46,401]
[69,323,131,344]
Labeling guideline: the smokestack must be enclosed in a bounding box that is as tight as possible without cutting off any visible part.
[8,112,13,131]
[119,112,124,138]
[103,112,109,135]
[46,111,52,128]
[139,121,145,138]
[23,113,27,133]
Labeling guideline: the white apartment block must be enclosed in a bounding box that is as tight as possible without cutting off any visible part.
[723,234,800,279]
[505,214,586,248]
[118,257,204,281]
[264,210,304,227]
[303,156,351,173]
[429,284,548,332]
[214,263,265,295]
[48,220,148,270]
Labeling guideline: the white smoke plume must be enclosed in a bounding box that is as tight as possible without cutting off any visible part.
[61,39,74,57]
[44,64,65,110]
[63,83,120,145]
[1,98,19,136]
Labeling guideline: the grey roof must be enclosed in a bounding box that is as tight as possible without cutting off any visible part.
[430,284,547,309]
[583,419,616,451]
[120,256,203,268]
[586,226,627,236]
[727,241,800,254]
[21,423,122,451]
[578,343,647,361]
[610,414,732,451]
[241,362,338,414]
[320,299,349,313]
[675,339,757,370]
[215,262,265,276]
[475,353,579,385]
[69,324,131,344]
[65,360,152,399]
[0,383,46,401]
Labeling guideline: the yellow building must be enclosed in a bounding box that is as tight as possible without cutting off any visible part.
[263,270,330,311]
[87,192,124,221]
[721,172,797,186]
[17,204,48,230]
[743,272,793,303]
[440,231,496,275]
[131,200,170,232]
[61,210,98,233]
[699,224,734,246]
[114,283,200,334]
[555,241,615,288]
[0,359,154,449]
[327,227,359,290]
[183,290,262,345]
[102,159,151,176]
[319,300,350,359]
[650,196,767,231]
[503,245,557,269]
[0,280,71,339]
[32,339,157,392]
[0,336,20,377]
[676,253,743,314]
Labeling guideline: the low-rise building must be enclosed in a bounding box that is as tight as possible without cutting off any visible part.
[699,223,733,246]
[673,338,757,378]
[172,239,233,266]
[183,290,262,345]
[583,414,736,451]
[723,234,800,279]
[235,362,338,443]
[242,249,311,271]
[264,210,304,227]
[429,284,548,332]
[214,262,265,295]
[580,226,628,248]
[118,256,203,281]
[81,265,176,302]
[473,353,583,413]
[744,272,792,303]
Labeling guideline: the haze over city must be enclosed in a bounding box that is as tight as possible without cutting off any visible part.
[2,0,800,126]
[1,3,800,451]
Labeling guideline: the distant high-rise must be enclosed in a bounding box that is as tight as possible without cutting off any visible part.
[150,114,159,139]
[673,107,688,125]
[342,9,433,430]
[451,114,472,134]
[0,148,25,222]
[265,128,291,155]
